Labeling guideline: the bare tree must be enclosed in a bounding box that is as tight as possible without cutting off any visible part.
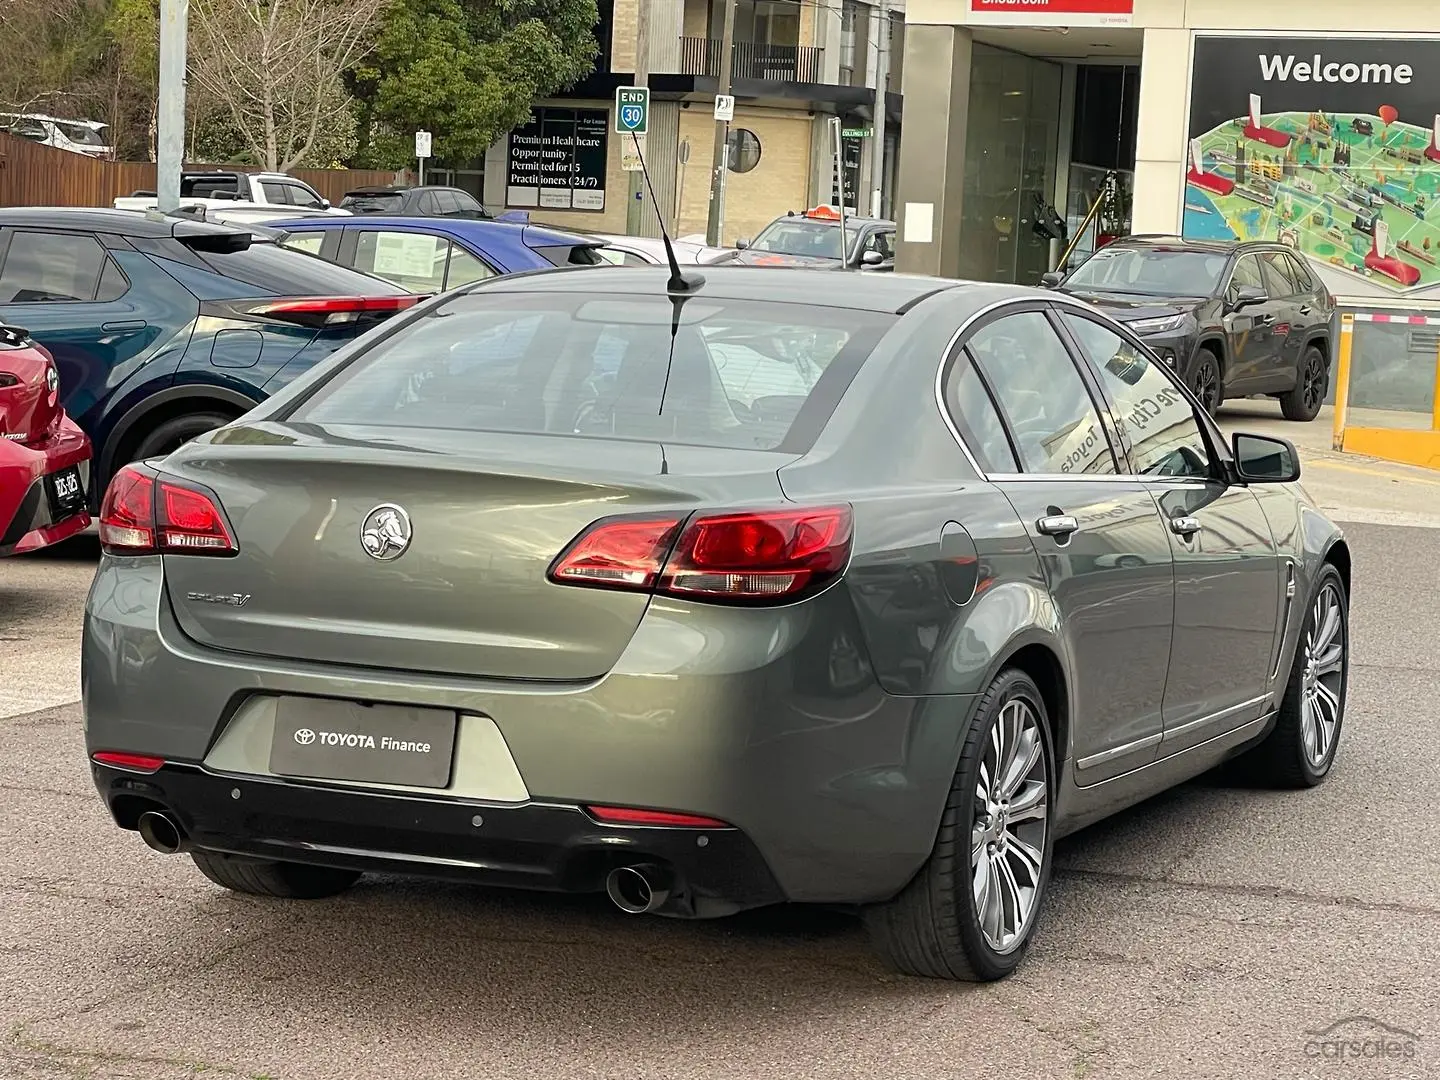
[188,0,387,171]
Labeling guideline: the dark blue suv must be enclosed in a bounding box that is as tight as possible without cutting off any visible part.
[0,208,416,505]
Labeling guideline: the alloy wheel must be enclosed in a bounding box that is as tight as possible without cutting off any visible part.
[971,698,1049,954]
[1302,353,1327,415]
[1300,580,1347,768]
[1190,355,1220,413]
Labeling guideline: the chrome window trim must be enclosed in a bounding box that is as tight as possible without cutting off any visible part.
[933,291,1225,485]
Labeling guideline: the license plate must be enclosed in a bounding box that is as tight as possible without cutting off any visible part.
[269,697,457,789]
[46,465,84,518]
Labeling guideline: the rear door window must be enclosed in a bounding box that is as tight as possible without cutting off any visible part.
[287,294,894,453]
[354,230,451,292]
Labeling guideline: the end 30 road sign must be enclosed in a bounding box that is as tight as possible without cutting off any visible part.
[616,86,650,136]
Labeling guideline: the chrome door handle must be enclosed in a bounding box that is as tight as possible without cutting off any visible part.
[1170,515,1201,538]
[1036,514,1079,537]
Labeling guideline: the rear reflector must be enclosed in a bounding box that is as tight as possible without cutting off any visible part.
[548,505,852,604]
[586,806,732,829]
[246,294,425,328]
[99,464,237,556]
[92,751,166,773]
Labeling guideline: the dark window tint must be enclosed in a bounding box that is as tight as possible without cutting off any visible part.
[1229,254,1264,293]
[96,258,130,302]
[260,181,291,205]
[453,191,487,216]
[433,191,462,215]
[1283,251,1315,291]
[194,238,408,296]
[1259,252,1298,297]
[420,192,441,215]
[289,294,893,452]
[967,311,1117,475]
[944,350,1019,472]
[341,191,405,213]
[1062,313,1211,479]
[0,231,106,302]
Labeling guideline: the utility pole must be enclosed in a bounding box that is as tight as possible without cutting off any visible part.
[625,0,651,236]
[156,0,188,213]
[869,0,889,219]
[705,0,737,247]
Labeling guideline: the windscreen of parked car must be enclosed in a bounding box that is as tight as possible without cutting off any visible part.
[190,238,409,296]
[1064,246,1230,297]
[287,293,894,452]
[749,219,860,261]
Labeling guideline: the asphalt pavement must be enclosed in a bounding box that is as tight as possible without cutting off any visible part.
[2,400,1437,1079]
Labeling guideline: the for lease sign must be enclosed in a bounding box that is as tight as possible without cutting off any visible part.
[967,0,1133,27]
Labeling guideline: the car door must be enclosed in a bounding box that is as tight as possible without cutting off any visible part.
[0,228,152,430]
[1058,310,1281,753]
[954,306,1176,782]
[1256,251,1306,392]
[1221,253,1286,392]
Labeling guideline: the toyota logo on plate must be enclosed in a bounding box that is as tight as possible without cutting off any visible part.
[294,728,316,746]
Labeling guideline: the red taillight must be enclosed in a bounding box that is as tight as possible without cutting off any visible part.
[549,516,683,591]
[98,464,236,556]
[586,805,732,829]
[92,751,166,773]
[548,505,852,604]
[248,294,425,328]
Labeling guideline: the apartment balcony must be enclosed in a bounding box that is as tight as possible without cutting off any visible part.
[678,36,825,85]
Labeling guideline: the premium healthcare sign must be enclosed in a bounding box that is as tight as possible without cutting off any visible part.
[1184,34,1440,297]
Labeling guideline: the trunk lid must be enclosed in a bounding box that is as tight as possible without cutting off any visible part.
[160,423,792,680]
[0,330,63,445]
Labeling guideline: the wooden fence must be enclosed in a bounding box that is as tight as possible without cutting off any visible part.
[0,132,400,209]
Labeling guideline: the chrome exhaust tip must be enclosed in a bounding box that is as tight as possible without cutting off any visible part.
[136,810,186,855]
[605,864,672,914]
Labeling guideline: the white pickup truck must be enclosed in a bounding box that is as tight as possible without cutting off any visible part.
[113,170,351,216]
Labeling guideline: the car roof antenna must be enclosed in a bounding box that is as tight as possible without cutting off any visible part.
[629,132,704,295]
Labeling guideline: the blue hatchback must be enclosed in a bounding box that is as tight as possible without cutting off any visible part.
[0,208,417,504]
[263,216,607,293]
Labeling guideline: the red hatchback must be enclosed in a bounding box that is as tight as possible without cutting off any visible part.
[1,324,91,555]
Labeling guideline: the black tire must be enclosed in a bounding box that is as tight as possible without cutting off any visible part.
[1237,564,1349,788]
[190,850,361,899]
[1279,344,1328,422]
[129,411,233,464]
[1187,346,1223,416]
[865,669,1055,981]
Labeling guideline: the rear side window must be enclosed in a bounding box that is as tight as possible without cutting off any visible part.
[1283,251,1315,291]
[943,352,1019,473]
[193,239,408,296]
[288,294,894,452]
[1259,252,1298,297]
[0,231,106,302]
[279,232,326,256]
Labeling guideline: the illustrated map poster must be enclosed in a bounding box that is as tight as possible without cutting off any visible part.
[1185,35,1440,295]
[505,107,607,212]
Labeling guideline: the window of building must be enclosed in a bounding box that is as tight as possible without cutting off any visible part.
[966,311,1117,475]
[727,129,762,174]
[1062,313,1212,479]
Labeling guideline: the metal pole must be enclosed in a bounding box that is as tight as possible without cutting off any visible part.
[156,0,188,213]
[625,0,651,235]
[1332,313,1354,451]
[831,117,850,266]
[705,0,737,247]
[869,0,889,219]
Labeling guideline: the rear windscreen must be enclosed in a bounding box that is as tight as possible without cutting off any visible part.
[193,239,408,296]
[341,193,404,213]
[288,293,893,452]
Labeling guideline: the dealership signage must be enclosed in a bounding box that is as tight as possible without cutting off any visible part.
[967,0,1132,28]
[505,107,608,212]
[1257,53,1413,85]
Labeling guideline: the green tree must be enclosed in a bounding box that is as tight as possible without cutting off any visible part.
[349,0,598,170]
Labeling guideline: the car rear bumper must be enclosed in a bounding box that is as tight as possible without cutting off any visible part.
[92,761,786,917]
[0,419,92,555]
[83,557,971,908]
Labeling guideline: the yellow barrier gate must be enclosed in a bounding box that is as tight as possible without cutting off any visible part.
[1330,309,1440,471]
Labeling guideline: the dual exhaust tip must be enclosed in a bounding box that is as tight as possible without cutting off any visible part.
[605,863,672,915]
[137,810,187,855]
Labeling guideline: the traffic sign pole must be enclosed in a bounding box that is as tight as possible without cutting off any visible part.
[625,2,651,236]
[705,0,737,247]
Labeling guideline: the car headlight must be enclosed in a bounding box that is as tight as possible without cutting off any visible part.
[1126,314,1188,335]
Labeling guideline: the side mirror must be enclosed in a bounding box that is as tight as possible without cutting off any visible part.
[1230,285,1267,311]
[736,238,750,250]
[1232,432,1300,483]
[1040,271,1063,288]
[319,198,331,209]
[861,250,884,266]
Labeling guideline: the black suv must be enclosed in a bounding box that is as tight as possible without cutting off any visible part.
[1042,237,1334,420]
